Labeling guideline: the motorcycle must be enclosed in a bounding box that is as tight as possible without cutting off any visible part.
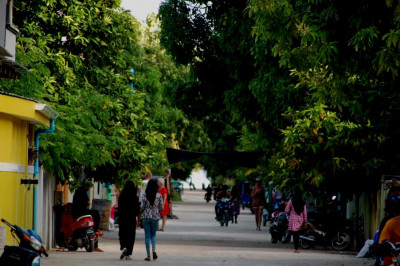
[299,210,352,251]
[374,241,400,266]
[60,203,98,252]
[216,197,231,227]
[204,192,211,203]
[0,218,48,266]
[269,202,290,244]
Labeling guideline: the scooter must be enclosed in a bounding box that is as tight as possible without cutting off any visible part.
[204,192,211,203]
[216,197,231,227]
[374,240,400,266]
[0,218,48,266]
[60,203,98,252]
[299,210,352,251]
[269,202,290,244]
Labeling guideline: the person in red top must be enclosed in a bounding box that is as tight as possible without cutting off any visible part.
[157,178,169,231]
[285,188,307,253]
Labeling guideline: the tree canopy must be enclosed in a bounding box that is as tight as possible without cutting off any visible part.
[159,0,400,196]
[2,0,400,195]
[0,0,192,186]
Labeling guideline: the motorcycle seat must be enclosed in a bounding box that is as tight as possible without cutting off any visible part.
[76,215,93,222]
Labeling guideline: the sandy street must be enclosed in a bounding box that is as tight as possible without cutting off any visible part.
[41,190,374,266]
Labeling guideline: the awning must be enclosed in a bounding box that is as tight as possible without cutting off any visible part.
[166,148,263,168]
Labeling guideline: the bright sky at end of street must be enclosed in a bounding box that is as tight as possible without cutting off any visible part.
[120,0,163,22]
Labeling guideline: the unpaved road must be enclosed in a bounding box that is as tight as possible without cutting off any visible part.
[41,190,374,266]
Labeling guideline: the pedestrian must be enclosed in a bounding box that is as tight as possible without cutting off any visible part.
[140,179,164,261]
[251,178,266,231]
[138,173,152,200]
[72,181,103,241]
[379,187,400,244]
[157,177,169,231]
[230,185,241,224]
[272,186,283,209]
[285,188,307,253]
[214,183,223,200]
[118,180,140,260]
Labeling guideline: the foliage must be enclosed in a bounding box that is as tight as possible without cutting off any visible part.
[0,0,191,186]
[159,0,263,181]
[247,0,400,194]
[158,0,400,196]
[171,189,182,201]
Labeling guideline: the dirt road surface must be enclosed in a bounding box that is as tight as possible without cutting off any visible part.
[41,190,374,266]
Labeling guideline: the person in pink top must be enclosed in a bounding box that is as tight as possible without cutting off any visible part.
[285,188,307,253]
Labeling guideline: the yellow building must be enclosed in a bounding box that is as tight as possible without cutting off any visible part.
[0,91,57,245]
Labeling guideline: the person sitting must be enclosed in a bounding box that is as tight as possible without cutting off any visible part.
[378,186,400,265]
[72,181,103,251]
[215,185,231,219]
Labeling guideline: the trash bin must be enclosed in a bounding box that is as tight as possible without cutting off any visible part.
[92,199,111,230]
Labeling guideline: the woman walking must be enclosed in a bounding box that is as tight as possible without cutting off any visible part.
[285,188,307,253]
[118,181,140,260]
[157,178,169,231]
[140,179,164,261]
[251,178,266,231]
[230,185,241,224]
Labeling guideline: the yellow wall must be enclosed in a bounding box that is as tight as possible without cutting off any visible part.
[0,96,42,245]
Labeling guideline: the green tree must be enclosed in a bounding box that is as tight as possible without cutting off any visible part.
[248,0,400,194]
[0,0,192,185]
[159,0,263,181]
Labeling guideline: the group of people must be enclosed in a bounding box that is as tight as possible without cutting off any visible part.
[211,179,307,253]
[213,184,241,224]
[118,174,170,261]
[250,178,307,253]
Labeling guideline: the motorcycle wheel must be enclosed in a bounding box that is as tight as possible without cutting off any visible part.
[331,231,351,251]
[224,212,229,227]
[85,238,94,252]
[299,238,313,249]
[66,240,78,251]
[282,230,291,243]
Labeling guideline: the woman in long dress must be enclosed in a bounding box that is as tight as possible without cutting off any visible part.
[158,177,169,231]
[118,181,140,260]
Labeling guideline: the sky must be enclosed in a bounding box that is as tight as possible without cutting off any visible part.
[120,0,163,22]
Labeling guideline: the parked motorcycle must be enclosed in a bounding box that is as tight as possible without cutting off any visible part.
[374,240,400,266]
[0,218,48,266]
[60,203,98,252]
[269,203,290,244]
[299,210,352,251]
[216,197,231,227]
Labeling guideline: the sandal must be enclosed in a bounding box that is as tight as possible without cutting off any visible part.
[120,248,127,260]
[144,257,151,261]
[153,252,158,260]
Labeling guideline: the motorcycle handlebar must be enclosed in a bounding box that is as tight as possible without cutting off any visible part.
[1,218,15,230]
